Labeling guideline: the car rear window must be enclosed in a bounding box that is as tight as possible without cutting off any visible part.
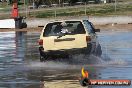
[43,21,86,37]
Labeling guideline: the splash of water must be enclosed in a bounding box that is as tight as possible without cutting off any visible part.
[25,54,128,70]
[94,55,128,67]
[103,58,127,66]
[26,61,71,69]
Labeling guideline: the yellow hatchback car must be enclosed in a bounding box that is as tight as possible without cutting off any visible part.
[38,19,102,62]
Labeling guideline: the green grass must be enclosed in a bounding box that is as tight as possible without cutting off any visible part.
[0,3,8,8]
[0,3,11,12]
[34,3,132,18]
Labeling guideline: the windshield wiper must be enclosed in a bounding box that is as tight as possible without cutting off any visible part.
[57,33,66,38]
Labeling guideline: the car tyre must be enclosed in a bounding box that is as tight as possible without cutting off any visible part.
[40,53,49,62]
[40,56,47,62]
[85,43,92,55]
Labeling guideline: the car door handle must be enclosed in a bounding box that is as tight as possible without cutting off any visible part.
[54,38,75,42]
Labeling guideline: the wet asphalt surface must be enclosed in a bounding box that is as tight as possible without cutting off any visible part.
[0,30,132,88]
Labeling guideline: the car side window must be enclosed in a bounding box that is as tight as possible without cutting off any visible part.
[43,23,52,36]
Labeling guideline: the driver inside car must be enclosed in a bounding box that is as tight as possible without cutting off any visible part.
[53,24,63,34]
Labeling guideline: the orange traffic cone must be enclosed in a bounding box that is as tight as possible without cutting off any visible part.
[11,2,19,18]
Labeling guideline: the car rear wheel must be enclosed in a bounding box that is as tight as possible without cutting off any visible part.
[40,55,48,62]
[39,47,48,62]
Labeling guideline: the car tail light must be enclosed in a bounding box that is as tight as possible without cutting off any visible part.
[86,36,91,42]
[38,39,43,46]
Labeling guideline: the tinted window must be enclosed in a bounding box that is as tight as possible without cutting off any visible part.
[65,21,86,34]
[43,21,86,37]
[43,22,62,37]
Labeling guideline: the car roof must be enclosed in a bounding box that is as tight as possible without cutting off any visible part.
[48,19,88,23]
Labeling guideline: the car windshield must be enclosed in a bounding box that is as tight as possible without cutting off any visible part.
[83,20,95,34]
[43,21,86,37]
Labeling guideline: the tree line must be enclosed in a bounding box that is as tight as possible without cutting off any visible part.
[3,0,113,8]
[6,0,101,5]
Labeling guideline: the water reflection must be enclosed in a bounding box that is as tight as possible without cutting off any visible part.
[0,31,27,88]
[15,32,26,61]
[0,32,26,63]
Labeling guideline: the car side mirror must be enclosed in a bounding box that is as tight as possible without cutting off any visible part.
[94,29,100,32]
